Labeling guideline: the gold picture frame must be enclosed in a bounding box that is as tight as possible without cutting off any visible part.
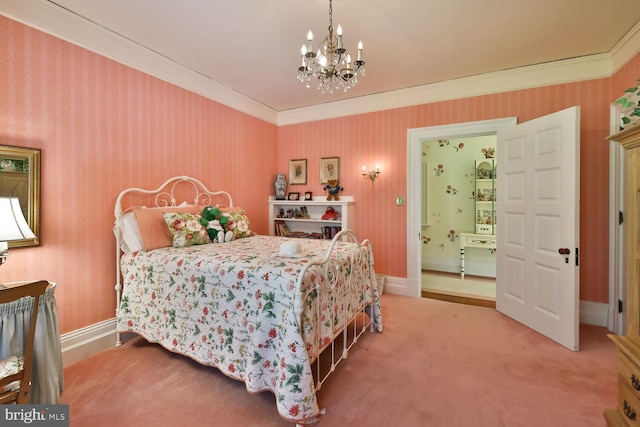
[0,145,41,247]
[289,159,307,185]
[320,156,340,184]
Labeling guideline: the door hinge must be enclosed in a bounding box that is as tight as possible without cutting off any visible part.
[619,299,624,314]
[575,248,579,266]
[620,210,624,225]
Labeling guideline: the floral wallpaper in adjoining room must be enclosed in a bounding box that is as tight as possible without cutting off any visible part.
[421,134,496,276]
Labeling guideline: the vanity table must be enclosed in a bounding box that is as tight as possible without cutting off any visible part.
[0,281,63,404]
[459,233,496,279]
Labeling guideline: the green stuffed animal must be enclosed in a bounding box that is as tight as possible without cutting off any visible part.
[200,206,233,243]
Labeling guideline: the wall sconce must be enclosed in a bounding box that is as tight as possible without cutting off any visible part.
[362,164,381,182]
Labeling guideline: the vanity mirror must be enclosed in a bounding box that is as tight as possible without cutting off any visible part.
[0,145,40,247]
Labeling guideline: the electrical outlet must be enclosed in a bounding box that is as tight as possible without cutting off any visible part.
[396,197,405,206]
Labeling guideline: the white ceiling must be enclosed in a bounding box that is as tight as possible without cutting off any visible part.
[24,1,640,113]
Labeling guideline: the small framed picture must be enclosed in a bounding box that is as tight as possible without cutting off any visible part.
[320,156,340,184]
[289,159,307,185]
[304,191,313,201]
[288,192,300,201]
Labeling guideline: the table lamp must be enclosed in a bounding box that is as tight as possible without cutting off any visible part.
[0,197,35,265]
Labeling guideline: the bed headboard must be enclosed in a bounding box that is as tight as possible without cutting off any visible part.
[114,175,233,219]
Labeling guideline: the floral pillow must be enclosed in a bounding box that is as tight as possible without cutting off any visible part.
[162,212,211,248]
[133,204,200,251]
[222,209,253,240]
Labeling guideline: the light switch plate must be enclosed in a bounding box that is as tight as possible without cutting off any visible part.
[396,197,405,206]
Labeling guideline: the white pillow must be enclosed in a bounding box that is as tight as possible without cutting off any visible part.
[116,212,144,253]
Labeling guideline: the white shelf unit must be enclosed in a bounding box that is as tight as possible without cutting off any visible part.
[268,196,354,238]
[474,158,496,235]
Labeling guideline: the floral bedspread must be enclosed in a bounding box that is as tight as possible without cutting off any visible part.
[116,235,383,423]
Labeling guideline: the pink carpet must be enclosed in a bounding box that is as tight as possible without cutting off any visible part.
[60,294,618,426]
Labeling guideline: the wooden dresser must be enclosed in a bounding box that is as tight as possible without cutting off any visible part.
[606,123,640,426]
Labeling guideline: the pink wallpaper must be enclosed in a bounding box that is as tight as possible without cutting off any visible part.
[1,14,638,334]
[0,16,277,333]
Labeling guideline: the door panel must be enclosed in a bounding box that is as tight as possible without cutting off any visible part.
[497,106,580,351]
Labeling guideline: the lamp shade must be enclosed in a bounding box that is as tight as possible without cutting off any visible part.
[0,197,35,241]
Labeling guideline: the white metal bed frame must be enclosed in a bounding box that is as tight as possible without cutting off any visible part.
[113,175,377,424]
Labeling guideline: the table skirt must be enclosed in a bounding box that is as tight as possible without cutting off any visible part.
[0,283,63,404]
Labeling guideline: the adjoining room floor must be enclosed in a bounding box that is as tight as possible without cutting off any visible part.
[422,270,496,308]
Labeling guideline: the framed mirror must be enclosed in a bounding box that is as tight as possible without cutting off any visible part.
[0,145,40,247]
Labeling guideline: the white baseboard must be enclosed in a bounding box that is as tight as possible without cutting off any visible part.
[60,317,117,368]
[579,300,608,328]
[421,259,496,278]
[381,275,412,297]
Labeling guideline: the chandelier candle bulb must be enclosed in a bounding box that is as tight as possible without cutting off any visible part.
[357,41,363,60]
[337,24,343,48]
[307,30,313,51]
[376,164,380,172]
[362,165,366,173]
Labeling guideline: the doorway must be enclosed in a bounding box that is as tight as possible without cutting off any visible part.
[408,109,581,351]
[420,134,498,304]
[407,118,517,300]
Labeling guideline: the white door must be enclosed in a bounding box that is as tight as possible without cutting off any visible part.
[496,106,580,351]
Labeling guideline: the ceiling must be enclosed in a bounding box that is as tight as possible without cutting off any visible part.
[41,0,640,112]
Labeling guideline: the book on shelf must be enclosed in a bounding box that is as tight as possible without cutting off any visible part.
[288,231,309,238]
[275,220,290,237]
[322,226,342,239]
[275,221,340,240]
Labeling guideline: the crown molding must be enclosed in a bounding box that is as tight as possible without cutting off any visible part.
[1,0,637,127]
[0,0,279,125]
[610,20,640,74]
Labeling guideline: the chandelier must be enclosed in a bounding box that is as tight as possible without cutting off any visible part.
[297,0,365,94]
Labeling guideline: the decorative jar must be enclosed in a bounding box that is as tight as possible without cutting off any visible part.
[274,174,287,200]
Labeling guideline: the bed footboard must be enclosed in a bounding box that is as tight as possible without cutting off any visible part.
[295,229,379,392]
